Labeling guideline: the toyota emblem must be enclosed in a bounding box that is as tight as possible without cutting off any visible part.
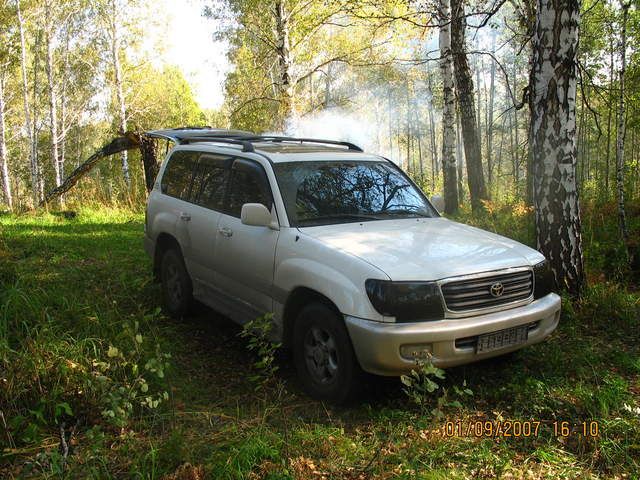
[490,282,504,297]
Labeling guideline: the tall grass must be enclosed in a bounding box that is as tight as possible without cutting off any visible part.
[1,203,638,478]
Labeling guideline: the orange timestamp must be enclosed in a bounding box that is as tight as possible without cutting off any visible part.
[553,420,600,437]
[442,420,542,437]
[440,420,600,438]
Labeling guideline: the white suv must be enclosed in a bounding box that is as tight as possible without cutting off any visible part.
[144,128,561,403]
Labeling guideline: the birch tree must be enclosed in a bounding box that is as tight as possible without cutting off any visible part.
[616,1,630,260]
[44,0,62,190]
[16,0,38,205]
[0,4,14,210]
[104,0,131,188]
[530,0,584,294]
[274,0,294,122]
[0,72,12,211]
[450,0,488,211]
[438,0,458,213]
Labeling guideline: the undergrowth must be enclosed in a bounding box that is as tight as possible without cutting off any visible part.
[0,202,638,478]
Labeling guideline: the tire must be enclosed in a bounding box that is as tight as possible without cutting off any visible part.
[160,248,193,318]
[293,302,363,404]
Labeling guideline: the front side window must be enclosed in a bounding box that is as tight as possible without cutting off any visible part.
[160,151,199,200]
[274,161,436,227]
[225,160,273,217]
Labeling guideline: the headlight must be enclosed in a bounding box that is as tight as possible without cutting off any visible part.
[365,279,444,322]
[533,260,554,299]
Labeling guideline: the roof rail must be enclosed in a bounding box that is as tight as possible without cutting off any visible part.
[240,136,363,152]
[179,136,255,152]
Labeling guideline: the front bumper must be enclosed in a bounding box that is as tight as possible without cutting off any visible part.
[345,293,561,376]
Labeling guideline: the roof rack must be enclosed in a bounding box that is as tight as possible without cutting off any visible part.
[179,136,255,152]
[146,128,254,144]
[144,128,364,153]
[240,136,363,152]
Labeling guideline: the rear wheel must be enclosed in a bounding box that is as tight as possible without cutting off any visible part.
[160,248,193,318]
[293,303,363,404]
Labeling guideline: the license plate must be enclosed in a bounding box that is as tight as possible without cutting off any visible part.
[477,325,528,353]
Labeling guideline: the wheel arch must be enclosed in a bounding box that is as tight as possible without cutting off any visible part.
[281,287,342,349]
[153,232,182,281]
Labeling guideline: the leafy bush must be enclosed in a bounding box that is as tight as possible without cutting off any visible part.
[401,352,473,419]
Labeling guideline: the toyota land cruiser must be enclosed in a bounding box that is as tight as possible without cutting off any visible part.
[144,128,561,403]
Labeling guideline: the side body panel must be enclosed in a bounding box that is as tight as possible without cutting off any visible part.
[272,227,392,335]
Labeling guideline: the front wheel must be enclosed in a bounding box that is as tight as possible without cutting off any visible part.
[160,248,193,318]
[293,303,363,404]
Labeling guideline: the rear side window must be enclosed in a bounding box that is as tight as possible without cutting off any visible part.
[226,159,272,217]
[191,154,231,211]
[160,151,199,200]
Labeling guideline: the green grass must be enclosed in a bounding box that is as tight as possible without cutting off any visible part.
[0,205,639,479]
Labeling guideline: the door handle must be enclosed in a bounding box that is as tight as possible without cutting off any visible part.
[218,227,233,237]
[179,212,191,221]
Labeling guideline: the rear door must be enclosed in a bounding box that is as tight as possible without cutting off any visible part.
[185,153,233,287]
[214,158,279,320]
[157,150,199,264]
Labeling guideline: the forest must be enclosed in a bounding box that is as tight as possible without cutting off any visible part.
[1,0,639,478]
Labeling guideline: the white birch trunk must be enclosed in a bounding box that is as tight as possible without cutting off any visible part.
[45,4,62,192]
[616,2,630,255]
[17,0,38,206]
[0,74,13,210]
[274,1,294,125]
[439,0,458,214]
[530,0,584,294]
[109,0,131,188]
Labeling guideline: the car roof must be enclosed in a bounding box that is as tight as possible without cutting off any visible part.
[176,141,384,163]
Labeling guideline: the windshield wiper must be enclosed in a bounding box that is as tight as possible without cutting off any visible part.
[298,213,381,225]
[379,209,431,217]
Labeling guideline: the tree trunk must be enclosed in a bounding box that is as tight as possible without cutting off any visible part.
[530,0,584,295]
[17,0,38,206]
[427,74,438,181]
[439,0,459,214]
[33,31,43,200]
[486,29,496,190]
[605,43,614,199]
[450,0,487,211]
[616,2,630,260]
[45,3,61,192]
[274,0,294,125]
[406,77,412,173]
[139,135,159,192]
[0,75,13,210]
[324,62,332,108]
[40,134,141,207]
[59,30,71,183]
[109,0,131,188]
[456,112,464,204]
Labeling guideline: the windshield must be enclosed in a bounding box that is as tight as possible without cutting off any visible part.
[273,160,437,227]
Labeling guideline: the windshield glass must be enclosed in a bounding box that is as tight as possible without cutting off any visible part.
[273,161,437,227]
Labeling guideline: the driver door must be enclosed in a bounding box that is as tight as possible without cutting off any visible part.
[214,158,279,321]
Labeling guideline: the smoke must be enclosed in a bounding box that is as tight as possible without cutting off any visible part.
[283,109,379,154]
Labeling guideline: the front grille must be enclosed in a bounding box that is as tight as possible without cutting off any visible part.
[441,270,533,312]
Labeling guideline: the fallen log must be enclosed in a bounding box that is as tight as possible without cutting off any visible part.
[39,133,143,207]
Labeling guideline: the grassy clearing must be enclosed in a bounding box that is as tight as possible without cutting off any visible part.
[1,205,639,479]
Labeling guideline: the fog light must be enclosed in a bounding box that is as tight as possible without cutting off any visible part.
[400,343,433,360]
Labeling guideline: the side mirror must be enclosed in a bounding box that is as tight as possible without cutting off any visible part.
[430,194,444,213]
[241,203,272,227]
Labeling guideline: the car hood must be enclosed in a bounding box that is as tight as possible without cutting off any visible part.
[298,218,544,281]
